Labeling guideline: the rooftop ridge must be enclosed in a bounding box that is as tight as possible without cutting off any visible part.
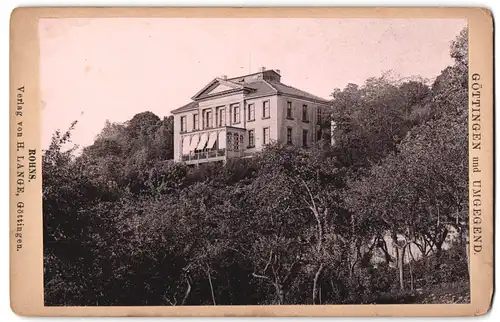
[266,80,331,103]
[171,69,331,114]
[227,69,281,81]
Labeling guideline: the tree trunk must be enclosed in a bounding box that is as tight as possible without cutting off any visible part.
[348,255,352,279]
[275,283,284,305]
[312,263,324,304]
[207,269,216,305]
[435,228,448,262]
[398,247,404,291]
[180,277,192,306]
[465,231,470,278]
[407,245,414,291]
[392,232,404,291]
[459,226,470,278]
[434,242,444,271]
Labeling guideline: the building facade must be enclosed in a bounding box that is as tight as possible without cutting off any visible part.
[171,67,331,165]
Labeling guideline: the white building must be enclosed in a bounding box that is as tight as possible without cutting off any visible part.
[171,67,331,164]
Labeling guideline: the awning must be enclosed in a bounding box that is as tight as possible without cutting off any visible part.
[196,133,209,150]
[182,136,191,155]
[218,130,226,149]
[206,132,217,149]
[189,134,199,152]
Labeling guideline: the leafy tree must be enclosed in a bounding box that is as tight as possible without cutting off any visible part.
[43,27,469,306]
[330,73,431,169]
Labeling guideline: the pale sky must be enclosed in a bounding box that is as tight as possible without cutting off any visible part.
[39,18,466,149]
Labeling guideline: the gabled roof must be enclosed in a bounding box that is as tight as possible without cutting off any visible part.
[171,70,331,115]
[244,80,277,98]
[191,77,251,101]
[171,101,198,114]
[266,80,330,104]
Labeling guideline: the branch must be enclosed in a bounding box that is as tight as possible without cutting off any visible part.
[252,272,270,280]
[413,239,425,255]
[378,237,393,264]
[408,243,417,262]
[309,206,323,252]
[164,296,176,306]
[263,250,273,273]
[299,178,317,211]
[180,275,192,306]
[283,259,301,286]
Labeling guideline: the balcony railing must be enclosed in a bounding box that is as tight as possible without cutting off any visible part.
[179,126,246,164]
[182,149,226,164]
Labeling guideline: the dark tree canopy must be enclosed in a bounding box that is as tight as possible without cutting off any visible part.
[43,27,469,306]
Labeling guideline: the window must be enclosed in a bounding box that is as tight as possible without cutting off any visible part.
[193,114,199,130]
[317,108,322,124]
[302,129,308,147]
[286,101,293,119]
[262,100,270,119]
[302,105,308,121]
[227,132,233,150]
[180,116,186,132]
[216,107,225,127]
[316,130,322,142]
[232,104,240,124]
[286,127,293,145]
[247,103,255,121]
[263,127,270,145]
[233,133,239,150]
[248,130,255,147]
[204,109,213,128]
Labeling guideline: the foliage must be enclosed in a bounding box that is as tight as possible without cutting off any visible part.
[43,27,469,305]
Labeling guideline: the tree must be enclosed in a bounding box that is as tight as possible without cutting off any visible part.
[330,73,431,169]
[43,27,469,306]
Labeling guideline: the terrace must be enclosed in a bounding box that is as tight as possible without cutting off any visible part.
[180,126,247,165]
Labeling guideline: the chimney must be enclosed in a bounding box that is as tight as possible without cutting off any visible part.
[221,75,227,80]
[275,69,281,75]
[259,66,266,73]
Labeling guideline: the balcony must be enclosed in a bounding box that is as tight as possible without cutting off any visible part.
[180,126,246,165]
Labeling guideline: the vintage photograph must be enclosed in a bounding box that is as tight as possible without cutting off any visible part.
[40,17,469,306]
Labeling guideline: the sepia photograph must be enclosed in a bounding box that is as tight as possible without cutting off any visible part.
[38,17,472,307]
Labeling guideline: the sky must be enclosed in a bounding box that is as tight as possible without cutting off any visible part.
[39,18,466,149]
